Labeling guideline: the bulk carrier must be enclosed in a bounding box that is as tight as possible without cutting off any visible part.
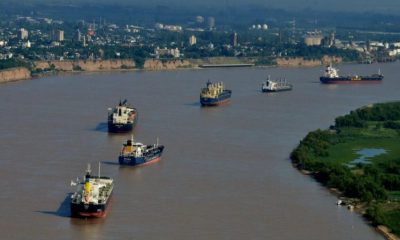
[200,81,232,106]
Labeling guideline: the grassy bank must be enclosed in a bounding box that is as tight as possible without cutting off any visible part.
[291,102,400,237]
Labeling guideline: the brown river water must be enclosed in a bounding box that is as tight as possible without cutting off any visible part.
[1,62,399,239]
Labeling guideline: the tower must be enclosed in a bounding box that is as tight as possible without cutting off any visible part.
[231,32,238,47]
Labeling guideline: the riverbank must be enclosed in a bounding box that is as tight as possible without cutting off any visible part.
[0,55,344,83]
[291,102,400,240]
[0,67,31,83]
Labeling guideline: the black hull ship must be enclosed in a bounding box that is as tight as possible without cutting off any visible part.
[119,136,164,166]
[70,163,113,218]
[108,100,138,133]
[320,65,383,84]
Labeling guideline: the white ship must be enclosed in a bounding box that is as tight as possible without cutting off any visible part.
[262,76,293,92]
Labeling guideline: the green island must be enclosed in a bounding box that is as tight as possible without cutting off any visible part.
[291,101,400,237]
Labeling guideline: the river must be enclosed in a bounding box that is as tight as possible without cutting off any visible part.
[1,62,399,239]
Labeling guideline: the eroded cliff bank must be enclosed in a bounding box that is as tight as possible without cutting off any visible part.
[0,56,345,83]
[33,59,136,71]
[0,67,31,83]
[143,59,192,70]
[276,56,342,67]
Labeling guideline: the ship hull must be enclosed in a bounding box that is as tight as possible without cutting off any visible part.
[107,110,138,133]
[119,146,164,166]
[107,122,135,133]
[200,91,232,106]
[70,193,112,218]
[320,76,383,84]
[262,87,292,92]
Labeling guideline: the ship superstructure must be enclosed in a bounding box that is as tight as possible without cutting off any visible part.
[200,81,232,106]
[108,99,138,133]
[70,163,113,218]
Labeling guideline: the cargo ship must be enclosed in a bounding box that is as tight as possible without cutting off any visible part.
[320,65,383,84]
[262,76,293,92]
[200,81,232,106]
[108,99,138,133]
[70,163,113,218]
[119,135,164,166]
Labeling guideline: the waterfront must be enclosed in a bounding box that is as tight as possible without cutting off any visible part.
[0,62,399,239]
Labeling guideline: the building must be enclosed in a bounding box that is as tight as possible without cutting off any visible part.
[155,23,164,30]
[304,31,323,46]
[195,16,204,24]
[82,35,87,47]
[74,29,81,42]
[207,17,215,30]
[163,25,182,32]
[53,30,64,42]
[22,40,31,48]
[18,28,29,40]
[155,47,180,58]
[189,35,197,46]
[231,32,238,47]
[322,32,335,47]
[154,23,182,32]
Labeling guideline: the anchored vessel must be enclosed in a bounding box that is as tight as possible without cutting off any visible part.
[320,65,383,84]
[108,99,138,133]
[262,76,293,92]
[119,136,164,166]
[70,163,113,218]
[200,81,232,106]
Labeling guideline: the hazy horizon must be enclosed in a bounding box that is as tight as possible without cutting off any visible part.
[3,0,400,15]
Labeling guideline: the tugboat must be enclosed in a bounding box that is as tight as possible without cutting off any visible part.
[119,135,165,166]
[262,76,293,92]
[108,99,138,133]
[70,163,113,218]
[320,64,383,84]
[200,81,232,106]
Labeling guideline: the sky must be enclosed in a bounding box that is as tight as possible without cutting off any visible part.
[12,0,400,11]
[5,0,400,15]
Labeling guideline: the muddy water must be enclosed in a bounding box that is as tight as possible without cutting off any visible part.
[1,62,398,239]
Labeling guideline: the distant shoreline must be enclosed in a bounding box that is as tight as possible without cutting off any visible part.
[0,55,384,84]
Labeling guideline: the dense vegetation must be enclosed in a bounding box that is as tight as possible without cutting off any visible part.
[291,102,400,235]
[0,59,31,70]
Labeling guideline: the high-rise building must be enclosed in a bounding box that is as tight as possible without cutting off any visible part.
[231,32,238,47]
[74,29,81,42]
[18,28,29,40]
[53,30,64,42]
[207,17,215,30]
[189,35,197,46]
[82,35,87,47]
